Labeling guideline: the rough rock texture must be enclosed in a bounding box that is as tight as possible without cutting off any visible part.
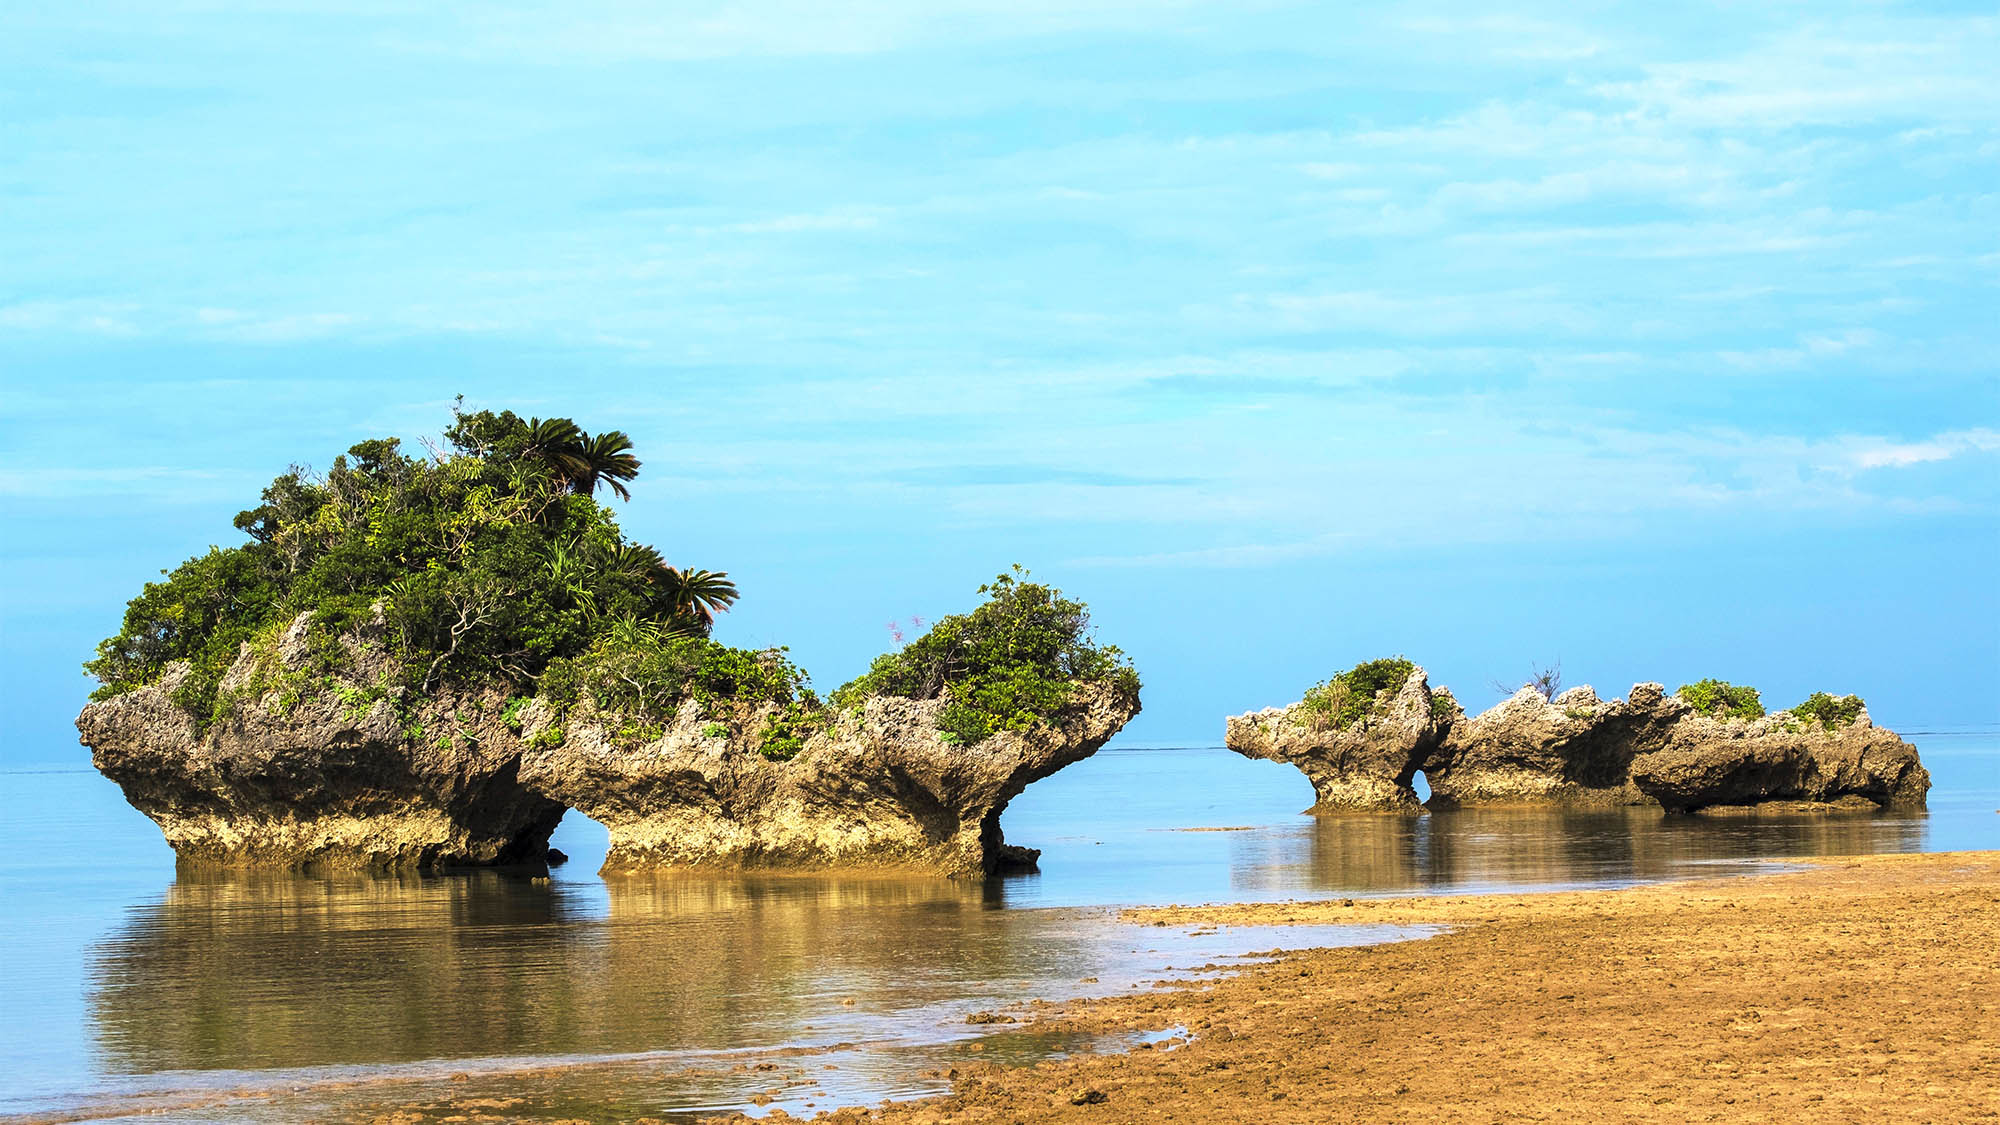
[1424,684,1674,808]
[76,614,564,869]
[1230,677,1929,815]
[518,682,1139,876]
[1627,701,1931,813]
[1224,667,1448,813]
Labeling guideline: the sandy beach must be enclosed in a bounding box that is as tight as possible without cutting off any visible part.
[761,850,2000,1124]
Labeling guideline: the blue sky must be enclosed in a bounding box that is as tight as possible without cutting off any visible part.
[3,1,1996,764]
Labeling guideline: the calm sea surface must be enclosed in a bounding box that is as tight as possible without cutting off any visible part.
[3,736,1994,1122]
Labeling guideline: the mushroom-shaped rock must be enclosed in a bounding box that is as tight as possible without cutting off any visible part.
[1629,704,1930,813]
[518,681,1138,876]
[1225,663,1447,813]
[1421,683,1677,808]
[77,616,564,869]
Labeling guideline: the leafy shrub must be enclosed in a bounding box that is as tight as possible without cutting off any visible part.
[1676,679,1765,720]
[83,402,738,728]
[1295,657,1417,732]
[1791,691,1864,728]
[541,631,821,759]
[86,547,282,720]
[758,701,828,761]
[540,634,812,725]
[831,567,1138,747]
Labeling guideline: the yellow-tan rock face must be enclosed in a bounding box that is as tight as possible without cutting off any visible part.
[1228,675,1929,815]
[519,681,1139,877]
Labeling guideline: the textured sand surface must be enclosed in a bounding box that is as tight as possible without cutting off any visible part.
[346,852,1999,1123]
[796,851,2000,1124]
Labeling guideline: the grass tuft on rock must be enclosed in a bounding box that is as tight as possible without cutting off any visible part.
[1675,678,1766,720]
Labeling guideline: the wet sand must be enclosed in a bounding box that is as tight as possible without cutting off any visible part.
[783,851,1999,1124]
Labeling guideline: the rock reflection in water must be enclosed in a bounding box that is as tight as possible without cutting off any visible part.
[87,810,1933,1077]
[1227,806,1928,894]
[570,874,1079,1051]
[89,870,580,1072]
[87,871,1126,1077]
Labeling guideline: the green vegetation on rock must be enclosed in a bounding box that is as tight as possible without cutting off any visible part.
[1295,657,1418,731]
[84,411,1138,762]
[1675,678,1766,720]
[84,403,742,727]
[538,633,810,721]
[756,701,829,761]
[831,567,1139,747]
[1791,691,1865,728]
[537,630,817,758]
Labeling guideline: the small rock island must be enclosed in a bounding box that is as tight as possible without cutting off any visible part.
[516,569,1139,876]
[1229,660,1929,815]
[77,408,1139,874]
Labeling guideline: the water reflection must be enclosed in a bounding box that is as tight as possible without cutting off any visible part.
[88,869,1346,1084]
[1226,806,1929,895]
[88,870,585,1072]
[88,873,1016,1074]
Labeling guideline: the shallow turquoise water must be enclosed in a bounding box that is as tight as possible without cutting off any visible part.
[2,736,1993,1122]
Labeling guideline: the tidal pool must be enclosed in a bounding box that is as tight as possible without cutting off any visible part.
[3,736,1993,1122]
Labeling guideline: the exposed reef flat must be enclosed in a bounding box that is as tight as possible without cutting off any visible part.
[519,681,1138,877]
[77,615,564,869]
[1229,668,1929,815]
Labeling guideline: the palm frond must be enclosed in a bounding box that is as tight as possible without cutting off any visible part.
[664,567,738,626]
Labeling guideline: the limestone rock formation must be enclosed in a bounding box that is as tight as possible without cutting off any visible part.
[1224,666,1449,813]
[1627,702,1930,813]
[1423,684,1675,808]
[76,614,564,869]
[1230,674,1929,816]
[518,681,1139,876]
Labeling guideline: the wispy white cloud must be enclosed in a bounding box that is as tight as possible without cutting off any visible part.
[0,466,236,499]
[719,211,884,234]
[0,301,144,337]
[1593,20,2000,129]
[395,0,1246,62]
[1845,429,2000,471]
[0,303,365,343]
[1242,288,1598,338]
[1716,329,1885,371]
[1068,536,1354,569]
[1397,13,1610,64]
